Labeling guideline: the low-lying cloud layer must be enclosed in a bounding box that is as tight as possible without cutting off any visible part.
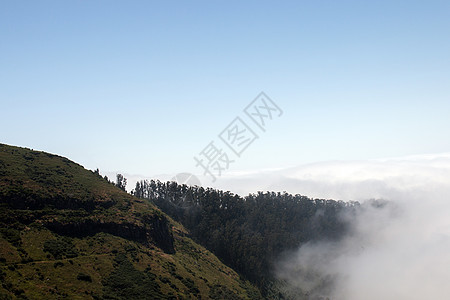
[213,153,450,201]
[126,153,450,299]
[215,153,450,299]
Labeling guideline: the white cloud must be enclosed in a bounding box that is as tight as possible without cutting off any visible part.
[209,152,450,202]
[119,152,450,299]
[228,153,450,300]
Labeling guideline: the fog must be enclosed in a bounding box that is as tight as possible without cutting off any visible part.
[276,197,450,299]
[124,153,450,299]
[213,153,450,299]
[213,153,450,201]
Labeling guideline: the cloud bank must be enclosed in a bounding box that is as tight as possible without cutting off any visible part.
[212,153,450,201]
[211,153,450,299]
[124,152,450,299]
[213,153,449,300]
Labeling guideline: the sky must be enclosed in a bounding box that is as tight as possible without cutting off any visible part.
[1,0,450,184]
[271,153,450,299]
[3,3,450,297]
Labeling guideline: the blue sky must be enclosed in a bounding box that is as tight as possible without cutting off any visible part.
[1,0,449,179]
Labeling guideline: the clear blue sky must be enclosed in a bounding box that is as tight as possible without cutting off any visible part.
[1,0,449,178]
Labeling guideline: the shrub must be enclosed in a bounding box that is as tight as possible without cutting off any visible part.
[0,228,21,247]
[43,237,78,259]
[209,285,241,300]
[181,278,199,295]
[102,254,164,299]
[77,273,92,282]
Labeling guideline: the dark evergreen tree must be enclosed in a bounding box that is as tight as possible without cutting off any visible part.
[116,173,127,191]
[133,179,358,294]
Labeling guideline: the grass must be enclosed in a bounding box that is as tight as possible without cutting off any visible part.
[0,143,261,299]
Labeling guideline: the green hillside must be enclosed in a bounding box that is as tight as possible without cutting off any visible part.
[0,144,261,299]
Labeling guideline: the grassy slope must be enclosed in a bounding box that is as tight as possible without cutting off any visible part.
[0,144,261,299]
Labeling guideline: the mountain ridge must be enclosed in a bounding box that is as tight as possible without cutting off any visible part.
[0,143,261,299]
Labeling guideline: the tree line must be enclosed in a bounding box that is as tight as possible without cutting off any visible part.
[131,179,359,294]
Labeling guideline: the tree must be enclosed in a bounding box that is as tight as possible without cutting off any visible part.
[131,179,357,294]
[116,174,127,191]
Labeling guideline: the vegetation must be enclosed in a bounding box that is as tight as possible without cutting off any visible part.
[133,179,358,295]
[0,142,360,299]
[115,174,127,192]
[0,144,260,299]
[43,237,79,259]
[102,253,164,299]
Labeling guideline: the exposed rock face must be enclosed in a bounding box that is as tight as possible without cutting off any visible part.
[0,144,176,255]
[45,215,175,254]
[145,214,175,254]
[1,190,175,254]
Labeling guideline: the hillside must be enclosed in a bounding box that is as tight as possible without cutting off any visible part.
[132,180,358,297]
[0,144,261,299]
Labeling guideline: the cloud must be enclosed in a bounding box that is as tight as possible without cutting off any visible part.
[211,153,450,202]
[233,153,450,300]
[119,152,450,299]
